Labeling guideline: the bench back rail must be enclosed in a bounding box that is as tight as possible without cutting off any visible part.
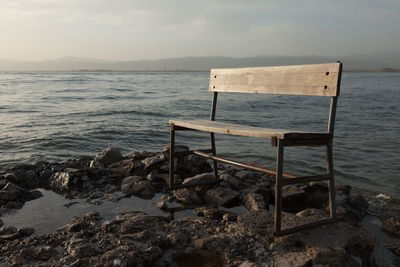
[209,63,342,96]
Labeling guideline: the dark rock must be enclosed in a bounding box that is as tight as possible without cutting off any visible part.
[123,180,155,199]
[203,186,240,207]
[183,154,212,175]
[219,173,240,189]
[172,249,225,267]
[18,227,35,236]
[196,207,225,220]
[142,156,165,170]
[88,191,104,199]
[29,189,43,200]
[338,192,369,225]
[155,201,168,210]
[182,172,215,186]
[4,172,19,184]
[0,219,3,227]
[174,188,202,205]
[235,170,259,180]
[95,147,123,166]
[120,175,144,191]
[222,212,237,222]
[109,159,143,178]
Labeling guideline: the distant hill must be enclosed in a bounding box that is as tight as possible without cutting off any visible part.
[1,52,400,72]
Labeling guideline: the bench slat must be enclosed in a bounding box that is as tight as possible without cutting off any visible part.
[170,119,329,140]
[209,62,341,96]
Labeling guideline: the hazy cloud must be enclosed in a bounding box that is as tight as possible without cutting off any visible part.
[0,0,399,60]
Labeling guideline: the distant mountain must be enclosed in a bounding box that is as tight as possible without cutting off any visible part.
[1,53,399,72]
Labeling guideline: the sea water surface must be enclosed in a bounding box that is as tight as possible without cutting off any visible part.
[0,71,399,198]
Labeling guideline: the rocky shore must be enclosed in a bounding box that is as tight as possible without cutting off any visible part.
[0,147,399,266]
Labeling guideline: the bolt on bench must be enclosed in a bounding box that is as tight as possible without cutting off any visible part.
[168,62,343,236]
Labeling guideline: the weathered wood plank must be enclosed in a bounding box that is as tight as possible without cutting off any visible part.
[169,119,329,140]
[209,62,341,96]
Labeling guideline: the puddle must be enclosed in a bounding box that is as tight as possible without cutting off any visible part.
[0,189,196,235]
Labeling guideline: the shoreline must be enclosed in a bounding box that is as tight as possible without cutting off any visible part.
[1,147,399,266]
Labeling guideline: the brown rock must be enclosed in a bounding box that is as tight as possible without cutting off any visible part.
[203,187,240,207]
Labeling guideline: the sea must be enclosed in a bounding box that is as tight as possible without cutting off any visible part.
[0,71,399,199]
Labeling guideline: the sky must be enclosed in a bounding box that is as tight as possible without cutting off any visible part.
[0,0,399,61]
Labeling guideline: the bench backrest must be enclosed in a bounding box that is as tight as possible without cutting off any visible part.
[209,62,342,97]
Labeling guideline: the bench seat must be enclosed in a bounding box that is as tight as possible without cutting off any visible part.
[170,119,330,140]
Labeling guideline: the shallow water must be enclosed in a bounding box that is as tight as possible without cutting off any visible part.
[1,189,194,235]
[0,71,399,198]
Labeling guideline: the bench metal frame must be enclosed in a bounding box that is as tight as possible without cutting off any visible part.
[168,62,343,236]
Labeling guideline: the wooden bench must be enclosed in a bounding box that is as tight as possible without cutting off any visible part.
[168,62,343,236]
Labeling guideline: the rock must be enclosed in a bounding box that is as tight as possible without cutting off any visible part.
[338,192,369,225]
[220,173,240,189]
[110,159,142,178]
[222,212,237,222]
[381,217,400,236]
[196,207,225,220]
[18,227,35,236]
[0,219,3,227]
[37,246,59,260]
[243,193,266,211]
[296,209,325,217]
[88,191,104,199]
[184,154,212,175]
[29,190,43,200]
[89,159,104,169]
[281,186,308,213]
[142,156,164,170]
[123,180,155,199]
[49,172,73,193]
[4,172,19,184]
[121,176,144,192]
[155,201,168,210]
[174,188,202,205]
[272,252,313,267]
[235,170,259,180]
[95,147,123,166]
[2,182,25,195]
[237,210,274,235]
[163,144,189,153]
[172,249,225,267]
[0,226,20,240]
[203,187,240,207]
[182,173,215,186]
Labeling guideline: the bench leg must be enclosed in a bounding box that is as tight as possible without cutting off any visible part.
[210,132,218,181]
[169,124,175,188]
[274,139,284,236]
[326,144,336,217]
